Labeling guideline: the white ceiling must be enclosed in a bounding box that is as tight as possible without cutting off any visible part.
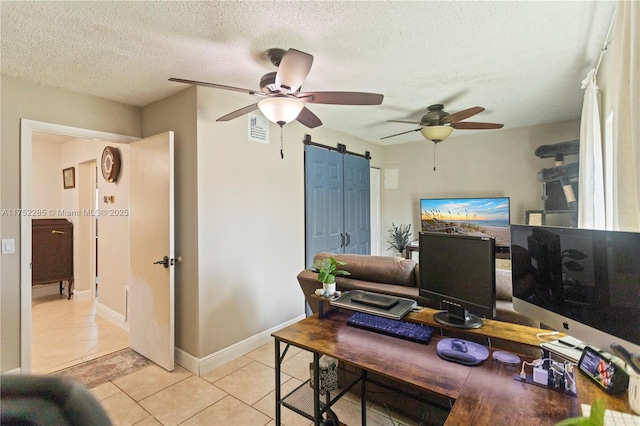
[1,1,616,145]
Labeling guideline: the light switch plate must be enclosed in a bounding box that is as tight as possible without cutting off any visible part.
[2,239,16,254]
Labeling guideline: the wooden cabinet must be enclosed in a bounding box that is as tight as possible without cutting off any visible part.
[32,219,74,299]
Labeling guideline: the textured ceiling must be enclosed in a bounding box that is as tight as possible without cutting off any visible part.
[1,1,616,145]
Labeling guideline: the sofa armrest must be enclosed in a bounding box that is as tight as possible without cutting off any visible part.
[298,269,322,314]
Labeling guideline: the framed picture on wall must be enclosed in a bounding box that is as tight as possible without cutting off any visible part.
[62,167,75,189]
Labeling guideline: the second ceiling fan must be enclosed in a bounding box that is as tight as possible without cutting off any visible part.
[170,48,383,128]
[381,104,504,142]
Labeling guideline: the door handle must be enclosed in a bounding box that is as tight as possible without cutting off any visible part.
[154,256,170,268]
[341,233,345,247]
[346,233,351,246]
[153,255,183,268]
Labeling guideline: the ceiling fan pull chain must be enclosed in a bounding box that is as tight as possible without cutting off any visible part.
[433,143,437,171]
[280,125,284,159]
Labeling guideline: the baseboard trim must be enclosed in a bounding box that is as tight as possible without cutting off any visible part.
[31,284,62,299]
[175,314,306,376]
[2,368,22,375]
[31,283,85,300]
[73,289,91,301]
[96,302,128,331]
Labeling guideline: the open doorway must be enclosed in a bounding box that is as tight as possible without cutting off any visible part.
[21,119,138,373]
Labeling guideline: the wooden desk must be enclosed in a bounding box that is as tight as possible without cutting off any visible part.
[272,308,632,425]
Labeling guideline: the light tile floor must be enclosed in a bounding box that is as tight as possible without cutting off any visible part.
[32,294,130,374]
[35,294,427,425]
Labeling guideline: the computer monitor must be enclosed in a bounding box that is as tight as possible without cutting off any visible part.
[419,232,496,329]
[510,224,640,354]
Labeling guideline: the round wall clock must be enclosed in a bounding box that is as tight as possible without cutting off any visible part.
[101,146,121,183]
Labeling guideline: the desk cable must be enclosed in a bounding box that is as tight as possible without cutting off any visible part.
[535,331,560,342]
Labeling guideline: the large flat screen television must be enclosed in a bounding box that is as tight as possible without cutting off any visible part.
[420,197,510,253]
[419,232,496,329]
[510,224,640,354]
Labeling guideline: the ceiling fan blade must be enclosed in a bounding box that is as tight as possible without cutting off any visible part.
[446,106,485,123]
[452,121,504,130]
[298,91,384,105]
[275,49,313,94]
[296,107,322,128]
[380,128,422,140]
[388,119,423,125]
[169,78,257,95]
[216,103,259,121]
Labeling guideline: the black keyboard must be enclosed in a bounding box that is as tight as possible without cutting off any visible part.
[347,312,434,344]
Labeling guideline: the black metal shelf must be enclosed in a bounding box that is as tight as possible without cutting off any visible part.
[279,373,363,423]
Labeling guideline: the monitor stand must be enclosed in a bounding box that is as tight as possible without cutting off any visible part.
[434,306,483,329]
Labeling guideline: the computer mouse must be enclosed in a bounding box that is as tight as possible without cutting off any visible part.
[436,338,489,366]
[452,339,468,353]
[438,349,479,365]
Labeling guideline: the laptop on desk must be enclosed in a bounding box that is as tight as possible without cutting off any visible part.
[330,290,417,320]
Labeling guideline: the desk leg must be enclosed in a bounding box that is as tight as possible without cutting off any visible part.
[275,339,281,426]
[361,370,367,426]
[313,352,321,425]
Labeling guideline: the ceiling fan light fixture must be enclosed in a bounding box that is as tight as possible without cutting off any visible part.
[421,125,453,142]
[258,97,304,126]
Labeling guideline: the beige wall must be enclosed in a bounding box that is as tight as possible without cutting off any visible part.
[1,75,382,370]
[31,141,63,212]
[194,87,381,358]
[1,75,141,372]
[379,119,581,254]
[142,87,200,356]
[58,139,131,309]
[144,86,382,359]
[1,73,616,373]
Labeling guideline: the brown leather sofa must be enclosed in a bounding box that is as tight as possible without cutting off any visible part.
[297,251,539,328]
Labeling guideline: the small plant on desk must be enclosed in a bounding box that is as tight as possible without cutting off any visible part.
[313,257,350,296]
[554,398,605,426]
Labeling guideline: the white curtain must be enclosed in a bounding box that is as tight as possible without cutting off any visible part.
[578,69,606,229]
[610,1,640,232]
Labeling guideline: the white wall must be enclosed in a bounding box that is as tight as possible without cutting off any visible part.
[379,120,581,254]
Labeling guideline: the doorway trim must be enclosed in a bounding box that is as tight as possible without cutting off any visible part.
[370,167,381,255]
[20,119,138,372]
[76,160,98,302]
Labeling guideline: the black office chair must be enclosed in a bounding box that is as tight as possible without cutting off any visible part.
[1,375,112,425]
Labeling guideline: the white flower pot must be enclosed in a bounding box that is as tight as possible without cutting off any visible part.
[323,283,336,296]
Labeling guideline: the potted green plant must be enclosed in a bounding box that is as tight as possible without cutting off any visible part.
[387,223,412,257]
[554,398,605,425]
[313,257,351,296]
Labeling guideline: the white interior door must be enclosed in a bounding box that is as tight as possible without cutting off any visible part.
[129,131,175,371]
